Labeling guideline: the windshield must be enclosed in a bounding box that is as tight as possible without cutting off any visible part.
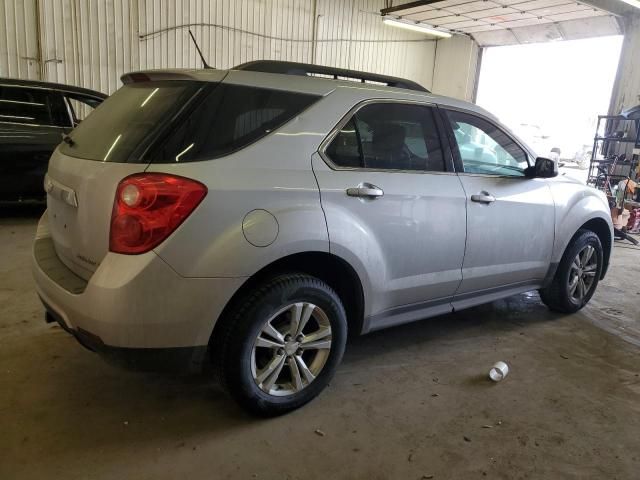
[60,81,203,162]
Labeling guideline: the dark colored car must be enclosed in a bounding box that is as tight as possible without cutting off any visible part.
[0,78,107,202]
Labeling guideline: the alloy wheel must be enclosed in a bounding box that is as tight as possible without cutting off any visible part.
[568,245,598,303]
[251,302,332,396]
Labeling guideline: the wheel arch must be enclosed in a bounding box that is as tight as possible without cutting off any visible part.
[209,251,366,352]
[546,211,613,288]
[579,217,612,279]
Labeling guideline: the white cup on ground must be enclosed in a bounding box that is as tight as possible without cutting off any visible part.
[489,361,509,382]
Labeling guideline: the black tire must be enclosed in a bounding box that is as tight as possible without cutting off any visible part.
[213,273,347,416]
[539,229,603,313]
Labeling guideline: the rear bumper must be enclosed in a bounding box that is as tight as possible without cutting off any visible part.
[42,305,209,372]
[32,212,245,371]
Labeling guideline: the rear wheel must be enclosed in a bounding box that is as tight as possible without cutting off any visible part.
[214,274,347,416]
[539,229,603,313]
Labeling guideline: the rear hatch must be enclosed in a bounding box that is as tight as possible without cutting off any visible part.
[46,73,223,280]
[46,69,322,280]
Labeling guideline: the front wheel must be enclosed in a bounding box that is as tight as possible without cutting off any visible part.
[539,229,603,313]
[214,274,347,416]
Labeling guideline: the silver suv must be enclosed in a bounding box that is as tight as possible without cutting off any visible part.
[32,61,613,415]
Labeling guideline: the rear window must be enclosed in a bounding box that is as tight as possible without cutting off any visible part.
[150,83,320,163]
[61,81,201,162]
[61,81,319,163]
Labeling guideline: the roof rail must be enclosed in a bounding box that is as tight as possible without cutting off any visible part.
[233,60,429,93]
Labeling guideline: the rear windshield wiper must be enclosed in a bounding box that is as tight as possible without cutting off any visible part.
[61,133,75,146]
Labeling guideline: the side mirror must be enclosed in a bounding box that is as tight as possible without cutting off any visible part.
[526,157,558,178]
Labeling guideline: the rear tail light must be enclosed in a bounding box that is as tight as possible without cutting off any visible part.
[109,173,207,254]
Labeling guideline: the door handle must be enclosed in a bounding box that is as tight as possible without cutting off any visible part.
[346,184,384,199]
[470,192,496,204]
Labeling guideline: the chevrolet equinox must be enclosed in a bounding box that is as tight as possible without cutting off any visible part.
[32,61,613,415]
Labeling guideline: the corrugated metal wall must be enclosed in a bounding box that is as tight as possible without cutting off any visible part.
[0,0,40,79]
[1,0,437,95]
[38,0,141,94]
[314,0,433,90]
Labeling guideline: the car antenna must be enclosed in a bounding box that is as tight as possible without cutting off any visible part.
[188,29,213,69]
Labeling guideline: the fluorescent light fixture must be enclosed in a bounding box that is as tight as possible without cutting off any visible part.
[619,0,640,8]
[383,18,452,38]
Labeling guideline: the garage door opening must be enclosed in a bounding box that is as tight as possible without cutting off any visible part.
[475,35,623,178]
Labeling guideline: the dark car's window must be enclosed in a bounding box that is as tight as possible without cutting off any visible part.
[325,103,445,172]
[445,109,528,177]
[65,93,103,124]
[0,86,70,127]
[60,81,202,162]
[151,84,320,163]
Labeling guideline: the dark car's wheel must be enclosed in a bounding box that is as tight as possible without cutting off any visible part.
[214,274,347,416]
[539,229,603,313]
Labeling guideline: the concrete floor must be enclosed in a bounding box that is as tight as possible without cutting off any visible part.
[2,208,640,480]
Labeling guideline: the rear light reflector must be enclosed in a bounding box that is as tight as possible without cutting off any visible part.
[109,173,207,254]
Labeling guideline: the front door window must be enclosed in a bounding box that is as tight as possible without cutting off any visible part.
[445,109,528,177]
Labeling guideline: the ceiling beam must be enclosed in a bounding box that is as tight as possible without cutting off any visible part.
[381,0,438,16]
[382,0,638,17]
[574,0,637,16]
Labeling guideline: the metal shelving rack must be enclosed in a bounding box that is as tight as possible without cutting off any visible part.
[586,114,640,245]
[586,114,639,194]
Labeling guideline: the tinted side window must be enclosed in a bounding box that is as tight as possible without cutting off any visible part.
[0,86,70,127]
[325,118,361,168]
[325,103,444,172]
[152,84,320,163]
[445,110,528,177]
[65,94,102,124]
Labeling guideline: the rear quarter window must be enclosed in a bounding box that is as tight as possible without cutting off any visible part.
[150,84,320,163]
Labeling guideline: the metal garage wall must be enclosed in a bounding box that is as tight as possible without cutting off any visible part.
[38,0,140,94]
[314,0,435,91]
[136,0,436,92]
[0,0,40,80]
[137,0,317,70]
[1,0,437,96]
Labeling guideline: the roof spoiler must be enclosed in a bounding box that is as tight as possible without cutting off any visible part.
[120,69,221,84]
[120,71,194,84]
